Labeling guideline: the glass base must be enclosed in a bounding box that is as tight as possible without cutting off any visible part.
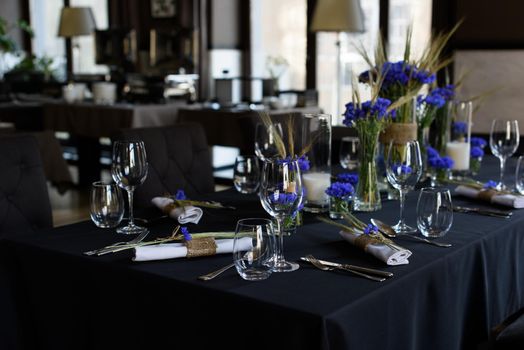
[353,198,381,212]
[392,222,417,235]
[117,224,148,235]
[303,202,328,213]
[272,260,299,272]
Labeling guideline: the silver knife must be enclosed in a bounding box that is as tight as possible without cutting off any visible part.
[300,257,393,278]
[453,205,512,218]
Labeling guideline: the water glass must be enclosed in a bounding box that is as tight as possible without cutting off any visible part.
[339,136,359,170]
[90,181,124,228]
[490,119,520,190]
[416,187,453,238]
[516,156,524,195]
[233,218,274,281]
[233,155,260,194]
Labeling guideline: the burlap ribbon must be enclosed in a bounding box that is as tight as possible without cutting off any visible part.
[354,234,382,251]
[185,237,217,258]
[162,202,182,215]
[379,123,418,144]
[477,189,498,202]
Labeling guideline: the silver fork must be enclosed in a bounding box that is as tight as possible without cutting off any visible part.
[84,230,150,256]
[197,263,235,281]
[305,255,385,282]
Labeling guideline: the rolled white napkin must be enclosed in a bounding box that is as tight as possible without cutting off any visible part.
[339,230,411,265]
[455,185,524,208]
[151,197,203,224]
[134,237,253,262]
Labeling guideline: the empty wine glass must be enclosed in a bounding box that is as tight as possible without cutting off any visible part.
[416,187,453,238]
[259,159,303,272]
[254,122,283,161]
[233,155,260,194]
[339,136,360,170]
[386,140,423,234]
[111,140,148,235]
[490,120,519,190]
[90,181,124,228]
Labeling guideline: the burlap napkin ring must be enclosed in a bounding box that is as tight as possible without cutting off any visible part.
[477,189,497,202]
[185,237,217,258]
[354,234,382,252]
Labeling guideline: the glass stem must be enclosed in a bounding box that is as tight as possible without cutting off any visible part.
[127,189,135,226]
[398,189,406,226]
[274,217,286,265]
[499,157,506,187]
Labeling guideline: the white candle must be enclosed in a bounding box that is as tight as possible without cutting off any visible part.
[302,172,331,203]
[446,141,470,170]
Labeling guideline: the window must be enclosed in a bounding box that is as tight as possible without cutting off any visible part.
[251,0,307,91]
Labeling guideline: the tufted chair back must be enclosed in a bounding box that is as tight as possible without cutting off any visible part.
[115,124,215,208]
[0,135,52,236]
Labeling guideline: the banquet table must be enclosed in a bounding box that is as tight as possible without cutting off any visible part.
[1,157,524,350]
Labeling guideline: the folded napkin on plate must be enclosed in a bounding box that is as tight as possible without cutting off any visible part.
[152,197,203,224]
[455,185,524,208]
[133,237,252,262]
[339,230,411,265]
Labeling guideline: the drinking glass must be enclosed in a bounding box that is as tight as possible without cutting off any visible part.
[233,218,274,281]
[233,155,260,194]
[490,120,520,190]
[386,140,423,234]
[339,136,359,170]
[416,187,453,238]
[259,159,303,272]
[111,140,149,235]
[515,156,524,195]
[254,122,283,161]
[90,181,124,228]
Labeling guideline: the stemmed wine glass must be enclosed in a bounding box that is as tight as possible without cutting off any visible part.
[386,140,423,234]
[490,120,519,190]
[254,122,283,161]
[259,159,303,272]
[111,140,149,235]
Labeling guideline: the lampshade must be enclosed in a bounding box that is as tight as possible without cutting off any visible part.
[58,7,96,37]
[310,0,365,33]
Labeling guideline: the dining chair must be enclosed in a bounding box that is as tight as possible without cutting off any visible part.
[0,134,53,236]
[492,308,524,349]
[115,123,215,208]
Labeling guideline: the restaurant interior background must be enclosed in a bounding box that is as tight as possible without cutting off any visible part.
[1,0,524,224]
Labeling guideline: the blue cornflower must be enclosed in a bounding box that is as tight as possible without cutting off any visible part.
[471,146,484,158]
[483,180,497,189]
[427,146,440,160]
[419,88,446,108]
[452,121,467,135]
[181,227,192,241]
[393,163,412,175]
[343,97,395,126]
[325,182,354,199]
[175,189,187,200]
[271,192,298,206]
[428,155,454,169]
[470,137,487,148]
[440,157,454,169]
[361,61,435,90]
[439,84,455,101]
[297,155,310,172]
[336,173,359,186]
[363,224,379,235]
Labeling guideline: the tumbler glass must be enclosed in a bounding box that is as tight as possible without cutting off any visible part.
[233,155,260,194]
[90,181,125,228]
[416,187,453,238]
[339,136,360,170]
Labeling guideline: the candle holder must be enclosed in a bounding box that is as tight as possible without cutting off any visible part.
[301,113,332,213]
[446,101,472,179]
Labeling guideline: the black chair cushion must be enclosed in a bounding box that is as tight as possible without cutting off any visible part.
[495,309,524,349]
[0,135,53,236]
[116,124,214,208]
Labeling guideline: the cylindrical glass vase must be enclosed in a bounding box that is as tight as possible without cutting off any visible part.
[301,113,332,213]
[329,196,351,219]
[354,125,381,212]
[446,101,472,179]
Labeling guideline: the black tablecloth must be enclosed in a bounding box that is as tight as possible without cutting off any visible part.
[2,157,524,350]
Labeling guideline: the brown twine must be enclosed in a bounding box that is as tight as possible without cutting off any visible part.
[477,189,498,202]
[379,123,418,144]
[186,237,217,258]
[354,235,381,252]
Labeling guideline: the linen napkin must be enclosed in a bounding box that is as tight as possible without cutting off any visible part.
[339,230,411,265]
[152,197,203,224]
[455,185,524,208]
[133,237,252,262]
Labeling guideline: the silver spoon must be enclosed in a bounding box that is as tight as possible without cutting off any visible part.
[371,218,452,248]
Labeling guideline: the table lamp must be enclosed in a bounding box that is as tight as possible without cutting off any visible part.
[58,6,96,80]
[310,0,365,122]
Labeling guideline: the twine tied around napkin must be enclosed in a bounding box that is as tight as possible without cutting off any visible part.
[186,237,217,258]
[477,189,498,202]
[454,185,524,208]
[151,197,203,224]
[339,231,411,265]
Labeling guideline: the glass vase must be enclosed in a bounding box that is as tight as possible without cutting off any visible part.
[329,196,351,219]
[470,156,482,176]
[433,101,452,155]
[353,125,381,212]
[446,101,472,179]
[301,113,332,213]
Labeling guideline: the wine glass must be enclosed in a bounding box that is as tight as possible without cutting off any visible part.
[416,187,453,238]
[515,156,524,195]
[385,140,423,234]
[233,155,260,194]
[111,140,149,235]
[339,136,360,170]
[254,122,283,161]
[490,120,519,190]
[259,159,303,272]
